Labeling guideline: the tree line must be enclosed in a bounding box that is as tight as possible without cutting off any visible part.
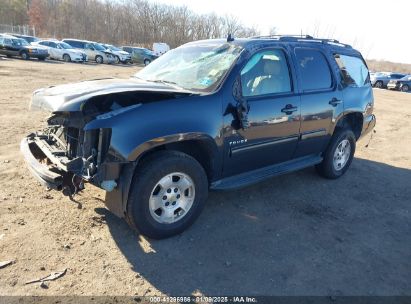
[0,0,260,47]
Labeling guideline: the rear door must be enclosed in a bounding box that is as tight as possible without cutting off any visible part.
[48,41,60,59]
[292,47,343,158]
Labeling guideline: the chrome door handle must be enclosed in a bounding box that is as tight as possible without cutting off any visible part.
[281,104,298,115]
[329,98,342,107]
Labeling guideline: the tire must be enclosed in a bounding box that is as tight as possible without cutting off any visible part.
[126,150,208,239]
[144,59,151,66]
[401,85,409,92]
[63,54,71,62]
[38,57,46,61]
[6,54,11,58]
[20,51,29,60]
[115,56,120,64]
[95,55,103,64]
[375,81,383,88]
[316,128,356,179]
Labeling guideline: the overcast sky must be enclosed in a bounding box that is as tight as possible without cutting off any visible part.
[155,0,411,63]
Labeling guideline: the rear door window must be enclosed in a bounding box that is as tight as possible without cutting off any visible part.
[334,54,369,87]
[295,48,333,91]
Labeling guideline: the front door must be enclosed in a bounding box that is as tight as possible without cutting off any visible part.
[223,48,301,177]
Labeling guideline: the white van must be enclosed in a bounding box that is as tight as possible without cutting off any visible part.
[152,42,170,56]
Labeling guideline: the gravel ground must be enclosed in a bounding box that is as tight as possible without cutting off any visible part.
[0,57,410,296]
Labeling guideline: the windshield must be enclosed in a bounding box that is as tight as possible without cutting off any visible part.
[12,38,29,46]
[59,42,74,49]
[93,43,106,51]
[107,45,121,51]
[135,42,243,92]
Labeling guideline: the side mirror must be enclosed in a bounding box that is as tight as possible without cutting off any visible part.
[233,76,250,129]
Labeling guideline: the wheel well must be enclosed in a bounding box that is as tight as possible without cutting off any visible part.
[336,113,363,139]
[138,140,215,182]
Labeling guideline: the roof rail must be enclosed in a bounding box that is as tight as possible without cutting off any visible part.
[249,34,352,48]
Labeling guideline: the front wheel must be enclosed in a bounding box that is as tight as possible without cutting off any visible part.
[95,55,103,64]
[374,81,383,88]
[144,59,151,66]
[63,54,71,62]
[401,85,409,92]
[126,151,208,239]
[20,51,29,60]
[316,128,356,179]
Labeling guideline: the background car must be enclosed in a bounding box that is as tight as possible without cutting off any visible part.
[62,39,115,64]
[6,33,40,44]
[35,40,87,62]
[102,44,131,64]
[0,35,48,60]
[371,72,407,88]
[122,46,158,65]
[387,75,411,92]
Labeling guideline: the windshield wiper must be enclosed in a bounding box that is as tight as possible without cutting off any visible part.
[148,79,178,85]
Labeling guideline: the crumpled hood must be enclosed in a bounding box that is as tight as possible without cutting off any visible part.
[112,50,130,56]
[30,78,191,112]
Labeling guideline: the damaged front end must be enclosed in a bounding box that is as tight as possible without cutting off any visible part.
[21,112,120,196]
[21,78,194,216]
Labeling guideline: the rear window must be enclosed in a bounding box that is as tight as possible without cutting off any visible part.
[334,54,369,87]
[295,48,333,91]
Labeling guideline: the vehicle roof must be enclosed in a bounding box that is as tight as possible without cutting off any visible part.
[63,38,96,43]
[9,33,36,38]
[185,35,362,56]
[0,33,17,38]
[123,46,149,50]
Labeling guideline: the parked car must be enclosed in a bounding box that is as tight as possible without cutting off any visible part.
[122,46,158,65]
[6,33,40,44]
[370,72,406,88]
[153,42,170,56]
[387,75,411,92]
[62,39,115,64]
[35,40,87,62]
[21,36,375,239]
[0,35,48,60]
[102,44,131,64]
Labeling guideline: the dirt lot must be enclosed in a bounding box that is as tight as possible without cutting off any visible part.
[0,57,410,297]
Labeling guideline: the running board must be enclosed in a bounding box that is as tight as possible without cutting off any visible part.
[211,155,323,191]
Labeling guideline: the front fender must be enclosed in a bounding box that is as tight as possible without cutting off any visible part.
[84,94,223,162]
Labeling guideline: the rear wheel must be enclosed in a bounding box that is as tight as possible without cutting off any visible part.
[316,128,356,179]
[401,85,409,92]
[126,151,208,239]
[144,59,151,66]
[63,54,71,62]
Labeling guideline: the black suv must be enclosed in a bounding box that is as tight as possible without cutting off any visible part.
[0,35,48,60]
[21,35,376,239]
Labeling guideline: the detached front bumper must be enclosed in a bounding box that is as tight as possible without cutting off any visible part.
[360,114,376,138]
[20,137,64,190]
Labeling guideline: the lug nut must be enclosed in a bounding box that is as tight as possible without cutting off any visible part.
[177,194,180,199]
[172,201,176,205]
[165,202,170,206]
[162,196,167,200]
[174,188,178,193]
[167,189,171,193]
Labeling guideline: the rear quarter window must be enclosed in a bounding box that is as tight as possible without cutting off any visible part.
[295,48,333,91]
[334,54,369,87]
